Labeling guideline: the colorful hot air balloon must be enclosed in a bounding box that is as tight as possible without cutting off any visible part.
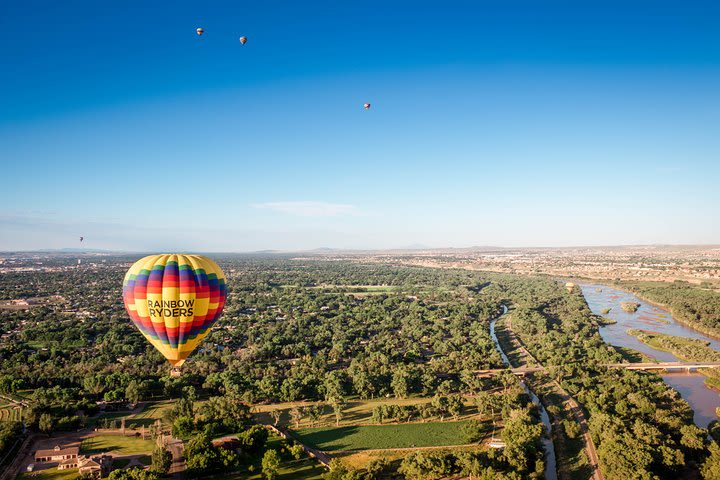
[196,27,204,36]
[122,254,227,367]
[239,36,247,45]
[363,103,371,110]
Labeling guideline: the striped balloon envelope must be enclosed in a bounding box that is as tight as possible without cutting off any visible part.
[122,254,227,367]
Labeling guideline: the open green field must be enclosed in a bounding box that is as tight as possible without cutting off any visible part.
[127,400,173,427]
[87,410,131,428]
[89,400,173,428]
[218,436,325,480]
[133,400,173,420]
[253,396,484,429]
[80,435,154,455]
[333,445,484,470]
[18,468,79,480]
[293,420,477,451]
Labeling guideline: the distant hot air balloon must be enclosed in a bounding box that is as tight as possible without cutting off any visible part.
[363,103,371,110]
[239,36,247,45]
[196,28,204,36]
[80,236,84,242]
[122,254,227,367]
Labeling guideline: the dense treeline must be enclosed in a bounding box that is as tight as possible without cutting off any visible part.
[2,257,719,479]
[498,276,712,479]
[0,259,503,429]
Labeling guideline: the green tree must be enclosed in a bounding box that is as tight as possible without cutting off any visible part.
[391,368,410,398]
[366,457,390,479]
[461,420,484,443]
[270,409,282,426]
[447,395,464,420]
[307,404,323,427]
[288,443,304,460]
[702,442,720,480]
[290,406,303,428]
[261,449,281,480]
[240,425,269,455]
[109,468,158,480]
[398,451,455,480]
[184,434,219,476]
[172,416,195,439]
[83,375,106,396]
[431,396,449,421]
[151,445,173,474]
[323,458,363,480]
[371,406,384,424]
[126,380,142,405]
[330,398,346,427]
[323,371,346,402]
[500,409,542,474]
[38,413,53,434]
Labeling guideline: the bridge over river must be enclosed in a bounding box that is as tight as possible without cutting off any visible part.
[604,362,720,371]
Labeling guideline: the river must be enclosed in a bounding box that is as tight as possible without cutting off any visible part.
[580,283,720,428]
[490,306,558,480]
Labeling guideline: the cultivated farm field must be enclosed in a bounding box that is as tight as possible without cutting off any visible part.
[293,420,481,451]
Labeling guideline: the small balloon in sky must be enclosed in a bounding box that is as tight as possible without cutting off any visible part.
[80,236,84,242]
[196,28,204,36]
[239,36,248,45]
[363,103,371,110]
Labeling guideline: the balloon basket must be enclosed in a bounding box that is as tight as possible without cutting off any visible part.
[170,367,182,377]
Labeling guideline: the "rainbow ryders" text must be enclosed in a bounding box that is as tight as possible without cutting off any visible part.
[147,299,194,317]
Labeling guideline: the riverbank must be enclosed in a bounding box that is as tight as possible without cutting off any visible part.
[580,282,720,428]
[626,329,720,391]
[612,283,720,340]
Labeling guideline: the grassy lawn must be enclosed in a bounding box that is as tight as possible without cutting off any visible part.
[293,420,476,451]
[333,445,483,470]
[86,410,131,428]
[253,396,484,429]
[81,435,154,455]
[18,469,79,480]
[88,400,173,429]
[218,436,325,480]
[132,400,173,422]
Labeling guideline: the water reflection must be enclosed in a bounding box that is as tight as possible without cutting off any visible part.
[580,284,720,428]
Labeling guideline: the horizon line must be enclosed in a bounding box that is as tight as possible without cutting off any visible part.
[2,243,719,255]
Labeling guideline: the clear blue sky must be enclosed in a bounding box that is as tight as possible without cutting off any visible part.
[1,0,719,251]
